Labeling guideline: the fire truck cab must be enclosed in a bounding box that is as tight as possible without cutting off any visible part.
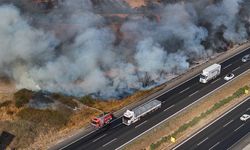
[91,112,113,128]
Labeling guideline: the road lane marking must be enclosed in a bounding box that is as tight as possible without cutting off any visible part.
[180,87,190,93]
[223,120,233,127]
[234,124,244,132]
[92,134,107,142]
[135,120,147,128]
[112,123,122,129]
[164,105,175,112]
[58,47,250,150]
[209,141,220,150]
[247,107,250,111]
[197,137,208,146]
[228,132,250,150]
[189,90,199,97]
[102,138,117,147]
[233,67,240,72]
[223,64,232,69]
[211,78,221,84]
[172,96,250,150]
[116,70,250,150]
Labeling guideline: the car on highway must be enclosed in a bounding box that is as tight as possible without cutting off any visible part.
[240,114,250,121]
[224,73,234,81]
[242,54,250,62]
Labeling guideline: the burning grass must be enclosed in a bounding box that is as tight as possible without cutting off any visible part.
[79,88,162,113]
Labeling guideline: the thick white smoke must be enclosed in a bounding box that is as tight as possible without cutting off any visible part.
[0,4,58,90]
[0,0,249,99]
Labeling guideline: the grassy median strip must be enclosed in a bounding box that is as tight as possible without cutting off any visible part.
[149,85,249,150]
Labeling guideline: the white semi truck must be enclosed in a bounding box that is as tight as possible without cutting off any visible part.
[199,63,221,83]
[122,99,161,125]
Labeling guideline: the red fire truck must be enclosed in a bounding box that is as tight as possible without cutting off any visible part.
[91,112,114,128]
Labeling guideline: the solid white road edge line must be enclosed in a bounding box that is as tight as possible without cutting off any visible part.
[157,45,249,99]
[135,120,148,128]
[92,134,107,142]
[209,141,220,150]
[102,138,117,147]
[116,69,250,150]
[223,120,234,128]
[58,129,97,150]
[197,137,208,146]
[228,132,250,150]
[58,47,250,150]
[172,96,250,150]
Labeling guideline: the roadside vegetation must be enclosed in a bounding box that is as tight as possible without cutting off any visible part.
[79,89,160,112]
[51,93,78,108]
[150,85,249,150]
[14,88,33,108]
[0,81,162,149]
[125,70,250,150]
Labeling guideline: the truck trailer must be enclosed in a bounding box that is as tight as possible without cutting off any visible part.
[199,63,221,83]
[122,99,161,125]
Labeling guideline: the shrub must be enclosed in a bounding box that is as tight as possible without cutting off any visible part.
[0,100,12,108]
[149,85,250,149]
[79,95,95,106]
[150,143,157,150]
[14,89,33,108]
[51,93,78,108]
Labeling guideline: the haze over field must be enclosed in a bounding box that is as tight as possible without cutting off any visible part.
[0,0,250,98]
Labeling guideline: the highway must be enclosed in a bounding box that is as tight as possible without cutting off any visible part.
[60,47,250,150]
[174,97,250,150]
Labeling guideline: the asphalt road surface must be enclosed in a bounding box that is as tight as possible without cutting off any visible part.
[60,48,250,150]
[174,97,250,150]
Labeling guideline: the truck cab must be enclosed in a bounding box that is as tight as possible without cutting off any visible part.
[199,64,221,83]
[199,73,208,83]
[122,110,136,125]
[91,112,113,128]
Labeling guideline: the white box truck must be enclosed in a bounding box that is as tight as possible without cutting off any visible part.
[199,64,221,83]
[122,99,161,126]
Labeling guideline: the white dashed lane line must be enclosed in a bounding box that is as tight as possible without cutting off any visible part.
[102,138,117,147]
[189,90,199,97]
[197,137,208,146]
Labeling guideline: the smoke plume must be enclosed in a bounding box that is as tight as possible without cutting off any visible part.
[0,0,249,99]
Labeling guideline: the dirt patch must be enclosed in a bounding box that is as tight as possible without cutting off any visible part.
[124,70,250,150]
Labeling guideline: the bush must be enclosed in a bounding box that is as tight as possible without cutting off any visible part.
[14,89,33,108]
[51,93,78,108]
[149,85,250,148]
[0,100,12,108]
[150,143,157,150]
[79,95,95,106]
